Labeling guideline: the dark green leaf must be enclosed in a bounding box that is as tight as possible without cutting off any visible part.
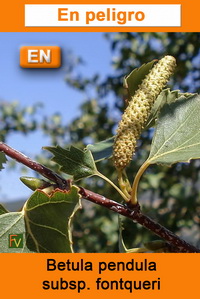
[24,186,81,253]
[86,137,114,162]
[148,94,200,165]
[0,186,81,253]
[0,152,7,171]
[124,59,157,99]
[44,145,97,181]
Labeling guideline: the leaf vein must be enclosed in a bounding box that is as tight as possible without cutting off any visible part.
[26,218,66,237]
[152,103,196,157]
[149,141,200,163]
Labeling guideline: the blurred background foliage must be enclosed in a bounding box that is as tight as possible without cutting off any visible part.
[1,32,200,252]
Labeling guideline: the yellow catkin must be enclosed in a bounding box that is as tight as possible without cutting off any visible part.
[113,55,176,169]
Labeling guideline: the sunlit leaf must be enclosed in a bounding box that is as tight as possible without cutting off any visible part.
[0,212,32,252]
[148,94,200,165]
[146,89,195,128]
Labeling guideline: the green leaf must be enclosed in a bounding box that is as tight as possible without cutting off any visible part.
[86,137,114,162]
[0,186,81,253]
[44,145,129,201]
[0,204,9,215]
[146,89,195,128]
[44,145,97,181]
[20,176,52,191]
[24,186,81,253]
[124,59,157,99]
[0,152,7,171]
[148,94,200,165]
[0,212,33,252]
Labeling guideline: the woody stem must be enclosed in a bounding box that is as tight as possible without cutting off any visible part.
[1,142,199,253]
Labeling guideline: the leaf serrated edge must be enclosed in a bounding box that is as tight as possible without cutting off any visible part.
[44,145,98,180]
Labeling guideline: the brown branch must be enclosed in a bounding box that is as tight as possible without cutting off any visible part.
[1,142,199,253]
[79,187,200,253]
[0,143,70,190]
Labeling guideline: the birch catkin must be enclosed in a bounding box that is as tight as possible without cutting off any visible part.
[113,55,176,169]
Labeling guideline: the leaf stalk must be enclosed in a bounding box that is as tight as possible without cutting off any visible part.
[131,160,150,204]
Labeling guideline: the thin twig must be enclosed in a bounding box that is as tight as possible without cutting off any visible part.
[0,142,70,190]
[1,142,199,253]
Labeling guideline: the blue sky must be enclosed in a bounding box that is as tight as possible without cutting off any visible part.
[0,32,113,204]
